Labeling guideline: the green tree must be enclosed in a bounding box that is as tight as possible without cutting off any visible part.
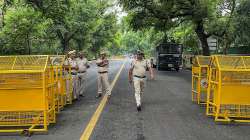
[0,0,14,27]
[0,0,120,56]
[0,5,52,54]
[234,0,250,47]
[120,28,163,56]
[91,13,119,54]
[119,0,237,56]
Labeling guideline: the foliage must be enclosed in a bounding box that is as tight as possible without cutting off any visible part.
[119,0,239,55]
[92,13,118,54]
[0,0,120,57]
[120,28,164,56]
[1,0,250,56]
[234,0,250,47]
[0,4,52,54]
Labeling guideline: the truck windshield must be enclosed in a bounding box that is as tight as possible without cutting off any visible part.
[159,45,182,54]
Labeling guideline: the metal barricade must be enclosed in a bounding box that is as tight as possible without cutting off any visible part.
[62,57,74,105]
[50,55,70,112]
[207,55,250,122]
[192,56,211,104]
[0,55,56,135]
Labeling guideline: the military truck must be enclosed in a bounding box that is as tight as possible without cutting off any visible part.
[152,42,183,71]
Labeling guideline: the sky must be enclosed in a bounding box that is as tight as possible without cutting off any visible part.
[105,0,128,23]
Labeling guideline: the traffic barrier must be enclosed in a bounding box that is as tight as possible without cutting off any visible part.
[63,57,74,105]
[50,55,72,112]
[192,56,211,104]
[206,55,250,122]
[0,55,56,135]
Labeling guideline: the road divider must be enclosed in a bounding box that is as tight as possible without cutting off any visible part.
[80,61,126,140]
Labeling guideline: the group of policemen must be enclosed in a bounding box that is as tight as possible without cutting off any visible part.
[64,50,111,101]
[63,49,154,112]
[63,50,89,100]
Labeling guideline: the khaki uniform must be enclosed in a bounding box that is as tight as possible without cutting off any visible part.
[65,58,79,100]
[131,59,150,106]
[96,58,111,96]
[77,58,89,96]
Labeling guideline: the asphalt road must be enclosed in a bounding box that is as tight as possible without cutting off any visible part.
[0,59,249,140]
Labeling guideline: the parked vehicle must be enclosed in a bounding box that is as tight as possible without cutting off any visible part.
[152,42,183,71]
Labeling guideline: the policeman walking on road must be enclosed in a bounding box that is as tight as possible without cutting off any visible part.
[96,51,111,99]
[129,50,154,111]
[77,51,90,97]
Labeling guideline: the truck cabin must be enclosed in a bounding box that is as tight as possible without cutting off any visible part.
[156,43,183,71]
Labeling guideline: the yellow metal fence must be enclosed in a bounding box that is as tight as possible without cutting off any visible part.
[50,55,73,113]
[0,56,55,134]
[206,56,250,122]
[192,56,211,104]
[192,55,250,123]
[0,55,74,135]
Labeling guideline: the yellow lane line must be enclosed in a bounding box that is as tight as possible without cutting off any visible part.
[80,61,126,140]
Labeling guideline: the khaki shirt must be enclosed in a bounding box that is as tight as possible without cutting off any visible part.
[96,58,109,73]
[131,59,149,77]
[64,58,77,73]
[77,58,88,72]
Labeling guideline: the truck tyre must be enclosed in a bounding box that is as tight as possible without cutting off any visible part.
[157,65,161,71]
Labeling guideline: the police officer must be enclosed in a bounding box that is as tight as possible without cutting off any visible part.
[77,51,90,97]
[96,51,111,99]
[129,50,154,111]
[64,50,79,100]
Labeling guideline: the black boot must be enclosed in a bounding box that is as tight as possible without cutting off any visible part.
[80,94,85,97]
[107,95,111,100]
[137,105,141,112]
[96,94,102,98]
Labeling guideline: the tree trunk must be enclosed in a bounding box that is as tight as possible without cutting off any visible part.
[57,30,77,53]
[195,21,210,56]
[77,39,83,51]
[62,39,70,53]
[59,32,71,53]
[26,34,31,55]
[1,10,4,27]
[223,41,230,55]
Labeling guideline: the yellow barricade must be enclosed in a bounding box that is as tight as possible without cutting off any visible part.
[207,55,250,122]
[0,55,56,135]
[62,57,74,105]
[192,56,211,104]
[50,55,65,112]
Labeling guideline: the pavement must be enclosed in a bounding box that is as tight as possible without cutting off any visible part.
[0,59,249,140]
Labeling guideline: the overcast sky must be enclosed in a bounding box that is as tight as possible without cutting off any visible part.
[105,0,127,23]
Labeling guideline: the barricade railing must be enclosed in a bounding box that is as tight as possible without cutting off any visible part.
[0,55,56,135]
[50,55,72,112]
[192,56,211,104]
[206,55,250,122]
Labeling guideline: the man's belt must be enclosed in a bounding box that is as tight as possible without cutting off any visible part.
[98,71,108,74]
[98,65,106,67]
[134,75,146,79]
[71,72,77,75]
[78,71,86,73]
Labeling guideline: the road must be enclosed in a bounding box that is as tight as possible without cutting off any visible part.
[0,60,249,140]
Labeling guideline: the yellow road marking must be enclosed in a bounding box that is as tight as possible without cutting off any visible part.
[80,61,126,140]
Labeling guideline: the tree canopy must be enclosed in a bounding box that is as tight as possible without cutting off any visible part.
[1,0,250,56]
[0,0,119,56]
[119,0,250,55]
